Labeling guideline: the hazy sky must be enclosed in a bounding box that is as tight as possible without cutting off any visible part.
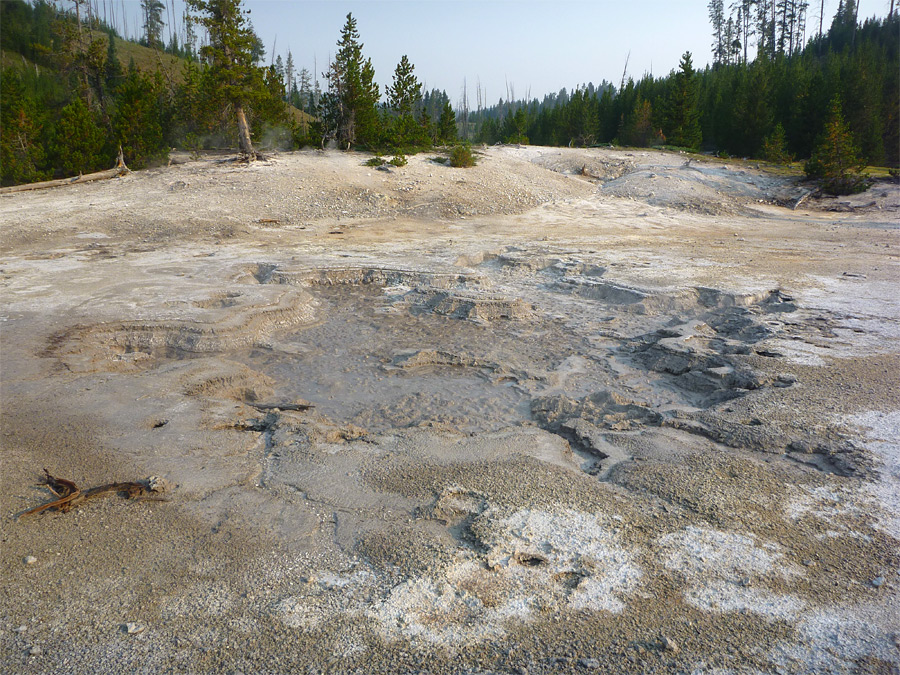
[110,0,890,103]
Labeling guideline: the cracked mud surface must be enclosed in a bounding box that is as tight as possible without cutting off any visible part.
[1,146,899,673]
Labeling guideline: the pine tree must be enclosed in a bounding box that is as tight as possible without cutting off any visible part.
[0,73,49,186]
[437,101,457,144]
[51,97,107,176]
[141,0,166,48]
[388,54,423,148]
[805,96,869,194]
[186,0,272,157]
[762,122,792,163]
[324,13,380,148]
[627,97,655,147]
[114,69,169,168]
[298,67,312,111]
[285,51,295,103]
[103,30,124,103]
[709,0,726,65]
[665,52,702,149]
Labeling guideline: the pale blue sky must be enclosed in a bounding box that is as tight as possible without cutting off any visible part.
[105,0,890,103]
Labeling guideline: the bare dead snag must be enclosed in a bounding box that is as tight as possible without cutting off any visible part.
[20,470,168,517]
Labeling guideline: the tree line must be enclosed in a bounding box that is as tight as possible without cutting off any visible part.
[471,5,896,175]
[2,0,897,189]
[1,1,457,185]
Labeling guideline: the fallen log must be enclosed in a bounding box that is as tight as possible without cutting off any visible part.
[791,187,820,210]
[0,149,130,195]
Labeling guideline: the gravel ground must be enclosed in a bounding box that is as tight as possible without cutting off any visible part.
[1,146,898,674]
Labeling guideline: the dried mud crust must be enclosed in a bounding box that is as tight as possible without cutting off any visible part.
[1,147,899,674]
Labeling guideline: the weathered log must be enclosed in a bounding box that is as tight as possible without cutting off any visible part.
[0,154,130,195]
[792,187,820,210]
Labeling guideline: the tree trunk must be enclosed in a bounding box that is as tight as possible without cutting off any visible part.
[235,103,255,158]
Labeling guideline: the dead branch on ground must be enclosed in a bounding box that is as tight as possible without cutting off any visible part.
[19,469,168,517]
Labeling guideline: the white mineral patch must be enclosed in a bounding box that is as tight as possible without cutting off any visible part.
[659,526,805,620]
[480,508,643,613]
[370,569,517,645]
[769,598,900,673]
[660,526,802,579]
[368,508,641,646]
[276,569,375,630]
[784,484,877,544]
[846,410,900,540]
[277,508,643,647]
[685,583,805,621]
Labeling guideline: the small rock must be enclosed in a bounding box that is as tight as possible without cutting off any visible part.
[774,373,797,387]
[871,576,885,588]
[739,576,752,587]
[661,635,680,654]
[14,625,27,633]
[28,645,42,656]
[579,657,600,669]
[123,622,145,635]
[23,556,37,566]
[802,559,816,567]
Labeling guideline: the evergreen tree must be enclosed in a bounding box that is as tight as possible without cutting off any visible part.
[298,67,312,111]
[762,122,792,163]
[805,96,869,194]
[285,51,295,103]
[709,0,726,65]
[0,74,49,186]
[437,101,457,144]
[626,97,656,147]
[324,13,380,148]
[186,0,275,157]
[114,68,169,168]
[51,97,106,176]
[387,54,423,147]
[141,0,166,49]
[665,52,703,149]
[104,31,124,92]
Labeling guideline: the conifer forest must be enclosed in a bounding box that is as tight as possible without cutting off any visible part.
[1,0,897,192]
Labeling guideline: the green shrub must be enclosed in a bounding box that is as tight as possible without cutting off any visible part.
[364,155,386,167]
[389,153,407,167]
[449,144,476,168]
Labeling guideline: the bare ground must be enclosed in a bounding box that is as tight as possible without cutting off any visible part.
[1,146,899,674]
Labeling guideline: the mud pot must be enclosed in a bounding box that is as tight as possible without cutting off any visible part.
[1,146,899,673]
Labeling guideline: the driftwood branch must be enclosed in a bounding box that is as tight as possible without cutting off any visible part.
[245,401,314,413]
[19,469,167,517]
[0,150,129,195]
